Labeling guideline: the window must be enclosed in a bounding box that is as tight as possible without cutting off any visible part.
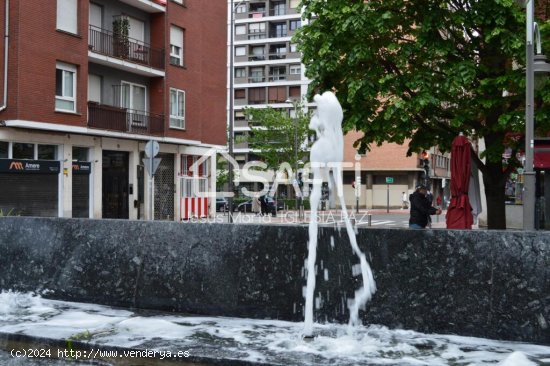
[170,88,185,129]
[235,4,246,13]
[290,20,301,31]
[269,66,286,81]
[120,82,147,112]
[271,1,286,16]
[290,0,300,8]
[268,86,286,102]
[235,46,246,56]
[38,145,57,160]
[250,67,264,82]
[271,23,287,38]
[235,68,246,78]
[250,46,265,60]
[57,0,78,34]
[289,86,301,97]
[289,65,301,75]
[234,89,246,99]
[170,26,184,66]
[236,25,246,35]
[72,147,89,161]
[88,74,102,103]
[56,62,77,112]
[249,87,266,104]
[12,143,34,159]
[248,23,266,39]
[0,142,8,158]
[290,43,298,52]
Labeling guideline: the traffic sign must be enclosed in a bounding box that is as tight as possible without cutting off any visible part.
[143,158,162,176]
[386,177,394,184]
[145,140,160,158]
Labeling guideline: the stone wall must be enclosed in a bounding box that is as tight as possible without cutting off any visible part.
[0,217,548,345]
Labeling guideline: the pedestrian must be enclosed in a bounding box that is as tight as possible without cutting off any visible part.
[409,184,442,229]
[401,191,408,210]
[259,195,268,216]
[436,195,442,207]
[252,195,261,216]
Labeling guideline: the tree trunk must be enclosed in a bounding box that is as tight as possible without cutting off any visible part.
[481,160,507,230]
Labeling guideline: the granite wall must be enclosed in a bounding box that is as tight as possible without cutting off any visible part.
[0,217,549,345]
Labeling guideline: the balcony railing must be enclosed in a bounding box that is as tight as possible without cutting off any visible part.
[269,30,288,38]
[88,102,165,136]
[88,26,165,70]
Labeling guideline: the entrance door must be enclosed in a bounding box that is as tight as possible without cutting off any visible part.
[154,153,174,220]
[102,151,129,219]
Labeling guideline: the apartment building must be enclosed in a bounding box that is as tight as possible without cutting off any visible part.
[227,0,450,206]
[0,0,226,220]
[229,0,308,167]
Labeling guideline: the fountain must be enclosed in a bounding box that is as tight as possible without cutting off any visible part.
[0,92,549,364]
[304,91,376,337]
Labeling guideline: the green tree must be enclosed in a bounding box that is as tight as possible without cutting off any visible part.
[296,0,550,229]
[241,104,311,171]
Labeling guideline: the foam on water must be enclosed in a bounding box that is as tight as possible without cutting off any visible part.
[1,292,550,365]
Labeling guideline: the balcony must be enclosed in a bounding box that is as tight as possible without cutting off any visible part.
[88,26,165,76]
[88,102,165,136]
[118,0,166,13]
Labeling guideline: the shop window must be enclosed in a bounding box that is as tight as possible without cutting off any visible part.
[73,147,89,161]
[0,142,7,158]
[12,143,34,159]
[38,145,57,160]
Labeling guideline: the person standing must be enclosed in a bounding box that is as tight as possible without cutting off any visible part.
[409,185,442,229]
[401,191,408,210]
[252,195,261,216]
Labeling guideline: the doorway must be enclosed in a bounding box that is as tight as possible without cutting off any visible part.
[102,150,129,219]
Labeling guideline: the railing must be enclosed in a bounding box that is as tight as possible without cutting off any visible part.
[88,26,165,70]
[248,76,266,83]
[269,8,286,16]
[248,54,266,61]
[88,102,165,136]
[268,74,287,81]
[269,31,287,38]
[268,52,286,60]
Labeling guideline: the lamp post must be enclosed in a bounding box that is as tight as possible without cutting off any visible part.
[227,0,245,223]
[286,98,301,218]
[523,0,550,230]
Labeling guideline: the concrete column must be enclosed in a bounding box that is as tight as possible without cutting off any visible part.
[91,142,103,219]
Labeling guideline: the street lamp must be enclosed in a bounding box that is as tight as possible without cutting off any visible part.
[286,98,301,218]
[523,0,550,230]
[227,0,246,223]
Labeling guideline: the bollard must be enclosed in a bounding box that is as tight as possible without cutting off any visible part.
[367,214,372,227]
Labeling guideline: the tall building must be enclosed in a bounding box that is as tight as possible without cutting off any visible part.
[0,0,226,220]
[228,0,308,168]
[227,0,450,207]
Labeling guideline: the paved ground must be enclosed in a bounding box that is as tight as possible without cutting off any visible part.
[214,209,472,229]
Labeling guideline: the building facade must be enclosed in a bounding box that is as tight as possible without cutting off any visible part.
[0,0,226,220]
[228,0,308,166]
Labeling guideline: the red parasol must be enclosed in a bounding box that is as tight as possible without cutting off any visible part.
[446,134,474,229]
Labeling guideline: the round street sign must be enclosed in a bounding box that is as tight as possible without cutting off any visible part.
[145,140,160,158]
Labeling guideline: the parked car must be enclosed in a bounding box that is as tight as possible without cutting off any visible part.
[236,196,280,215]
[215,198,228,212]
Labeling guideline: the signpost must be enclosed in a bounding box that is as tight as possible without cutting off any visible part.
[385,177,393,213]
[143,140,161,221]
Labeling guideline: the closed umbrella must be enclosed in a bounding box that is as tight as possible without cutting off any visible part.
[446,134,474,229]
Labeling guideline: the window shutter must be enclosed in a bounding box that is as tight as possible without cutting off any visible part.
[170,26,184,47]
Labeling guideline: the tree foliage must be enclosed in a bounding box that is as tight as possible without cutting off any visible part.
[240,104,311,170]
[295,0,550,229]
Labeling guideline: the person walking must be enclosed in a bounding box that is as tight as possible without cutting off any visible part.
[401,191,408,210]
[252,195,261,216]
[409,185,442,229]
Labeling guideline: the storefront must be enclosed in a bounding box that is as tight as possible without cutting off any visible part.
[0,159,60,216]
